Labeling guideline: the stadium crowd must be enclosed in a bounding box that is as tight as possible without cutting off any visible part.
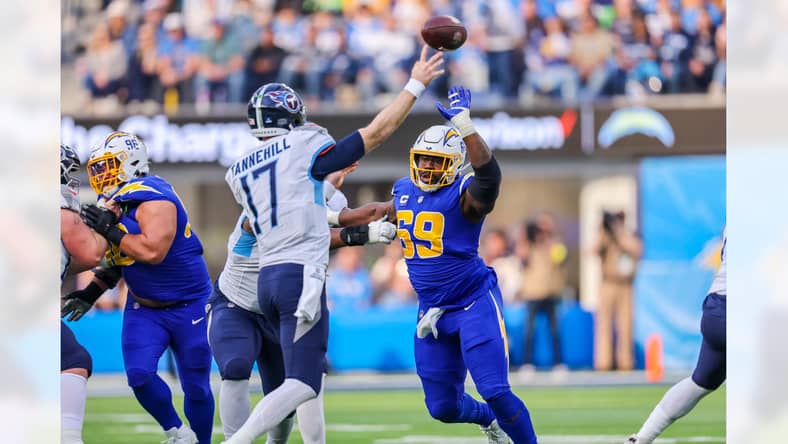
[63,0,726,114]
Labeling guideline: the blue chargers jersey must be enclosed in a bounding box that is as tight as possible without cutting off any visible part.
[108,176,212,303]
[392,174,493,309]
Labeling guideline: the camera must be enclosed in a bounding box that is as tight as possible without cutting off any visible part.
[602,211,624,233]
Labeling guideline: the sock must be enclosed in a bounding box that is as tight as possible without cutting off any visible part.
[457,393,496,426]
[184,386,215,444]
[225,378,316,444]
[296,374,326,444]
[636,377,712,443]
[220,380,251,439]
[131,374,182,431]
[266,416,294,444]
[61,373,87,444]
[486,392,538,444]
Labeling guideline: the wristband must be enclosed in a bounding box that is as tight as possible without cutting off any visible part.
[340,225,369,246]
[450,109,476,137]
[326,207,341,226]
[79,281,106,305]
[404,78,426,98]
[106,226,127,245]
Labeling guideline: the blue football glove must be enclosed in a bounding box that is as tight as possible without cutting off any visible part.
[436,86,471,121]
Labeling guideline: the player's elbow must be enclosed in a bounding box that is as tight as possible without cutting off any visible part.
[71,249,105,269]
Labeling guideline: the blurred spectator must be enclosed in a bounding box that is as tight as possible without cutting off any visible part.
[569,12,616,101]
[656,8,691,93]
[375,259,416,307]
[80,23,128,100]
[519,214,568,371]
[593,210,642,371]
[524,16,578,101]
[106,1,137,55]
[682,8,717,92]
[489,228,527,305]
[197,19,246,103]
[157,13,201,104]
[142,0,169,43]
[709,21,725,95]
[473,0,525,98]
[612,12,663,96]
[243,26,287,101]
[370,242,404,299]
[482,228,510,266]
[127,23,161,105]
[327,246,373,310]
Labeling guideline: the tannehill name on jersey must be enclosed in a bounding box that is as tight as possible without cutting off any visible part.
[229,138,292,177]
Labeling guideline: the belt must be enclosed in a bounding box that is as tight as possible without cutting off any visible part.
[131,291,181,309]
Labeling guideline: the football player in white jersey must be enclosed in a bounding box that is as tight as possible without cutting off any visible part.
[627,227,726,443]
[59,144,111,444]
[222,45,444,444]
[210,167,396,444]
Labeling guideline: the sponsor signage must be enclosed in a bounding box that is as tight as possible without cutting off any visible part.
[62,104,723,165]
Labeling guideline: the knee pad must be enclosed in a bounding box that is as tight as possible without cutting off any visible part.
[221,357,254,381]
[126,367,155,388]
[182,379,213,401]
[485,391,527,424]
[425,398,461,423]
[477,383,510,403]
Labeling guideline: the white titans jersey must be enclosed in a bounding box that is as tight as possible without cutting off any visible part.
[708,227,726,296]
[226,123,335,269]
[219,187,349,312]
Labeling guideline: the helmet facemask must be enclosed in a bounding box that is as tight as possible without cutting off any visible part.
[87,151,128,197]
[408,125,466,192]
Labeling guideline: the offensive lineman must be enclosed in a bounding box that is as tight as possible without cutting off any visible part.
[60,144,109,444]
[222,45,444,443]
[211,168,396,443]
[380,86,538,443]
[626,228,727,443]
[62,132,213,444]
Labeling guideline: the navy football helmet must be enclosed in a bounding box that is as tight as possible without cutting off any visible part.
[60,144,80,189]
[247,83,306,139]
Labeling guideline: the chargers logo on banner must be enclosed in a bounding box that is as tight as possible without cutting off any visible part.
[598,107,675,148]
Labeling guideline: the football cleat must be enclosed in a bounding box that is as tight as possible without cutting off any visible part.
[480,419,512,444]
[161,424,198,444]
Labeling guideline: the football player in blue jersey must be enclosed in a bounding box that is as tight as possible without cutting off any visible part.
[379,86,538,444]
[60,144,109,444]
[61,132,213,444]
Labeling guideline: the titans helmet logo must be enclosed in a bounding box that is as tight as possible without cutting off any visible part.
[265,91,302,113]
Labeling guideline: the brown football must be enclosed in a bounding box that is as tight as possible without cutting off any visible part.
[421,15,467,51]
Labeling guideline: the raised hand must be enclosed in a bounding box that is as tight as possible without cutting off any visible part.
[436,85,471,121]
[410,45,446,87]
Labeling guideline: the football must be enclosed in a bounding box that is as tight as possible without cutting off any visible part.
[421,15,467,51]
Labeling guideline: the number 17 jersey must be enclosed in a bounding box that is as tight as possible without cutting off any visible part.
[225,123,335,269]
[393,174,492,310]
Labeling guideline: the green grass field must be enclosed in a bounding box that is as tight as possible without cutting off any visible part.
[84,385,725,443]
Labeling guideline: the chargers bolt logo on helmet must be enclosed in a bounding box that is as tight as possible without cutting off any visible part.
[247,83,306,139]
[86,131,150,198]
[410,125,466,192]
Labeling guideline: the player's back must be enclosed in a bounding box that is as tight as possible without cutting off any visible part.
[110,175,211,302]
[225,123,333,269]
[392,175,492,309]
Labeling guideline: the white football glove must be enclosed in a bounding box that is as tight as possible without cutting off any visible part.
[367,217,396,244]
[416,307,446,339]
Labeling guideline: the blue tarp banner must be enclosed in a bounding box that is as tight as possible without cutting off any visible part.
[635,155,726,370]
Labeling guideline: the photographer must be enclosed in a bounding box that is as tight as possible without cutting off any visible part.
[593,210,643,371]
[519,213,568,372]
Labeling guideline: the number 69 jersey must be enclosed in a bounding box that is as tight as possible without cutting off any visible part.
[225,123,335,269]
[393,174,492,310]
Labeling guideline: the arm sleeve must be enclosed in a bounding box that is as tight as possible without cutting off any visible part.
[310,130,365,181]
[467,156,502,208]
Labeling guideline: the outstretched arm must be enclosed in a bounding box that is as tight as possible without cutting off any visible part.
[436,86,502,223]
[310,46,445,180]
[338,201,396,227]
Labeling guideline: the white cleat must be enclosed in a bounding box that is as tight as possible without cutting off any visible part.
[480,419,513,444]
[162,424,198,444]
[625,434,639,443]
